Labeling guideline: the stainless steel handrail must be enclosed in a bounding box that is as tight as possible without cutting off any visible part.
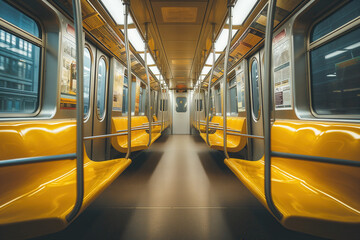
[66,0,84,222]
[263,0,282,220]
[116,126,151,132]
[197,84,201,132]
[84,132,129,140]
[226,132,265,139]
[222,1,233,159]
[124,1,132,159]
[206,24,216,146]
[160,83,164,132]
[0,154,77,168]
[144,23,152,147]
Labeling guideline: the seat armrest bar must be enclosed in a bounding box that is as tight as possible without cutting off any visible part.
[0,153,77,167]
[272,151,360,167]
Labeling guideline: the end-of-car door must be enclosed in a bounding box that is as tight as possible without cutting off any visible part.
[83,42,96,159]
[91,50,109,161]
[173,91,190,134]
[248,50,264,160]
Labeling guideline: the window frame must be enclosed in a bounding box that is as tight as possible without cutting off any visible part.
[307,2,360,119]
[0,2,44,118]
[95,56,108,121]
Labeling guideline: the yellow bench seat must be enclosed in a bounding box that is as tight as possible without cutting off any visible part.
[112,116,161,153]
[0,120,131,239]
[200,116,247,152]
[225,120,360,239]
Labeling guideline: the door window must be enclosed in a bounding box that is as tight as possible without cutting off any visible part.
[96,58,107,119]
[84,47,92,118]
[250,59,260,120]
[176,97,187,112]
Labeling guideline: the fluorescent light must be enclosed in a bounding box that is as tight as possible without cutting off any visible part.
[139,53,155,65]
[150,66,160,75]
[100,0,133,25]
[325,50,346,59]
[326,74,337,77]
[232,0,258,25]
[215,29,238,51]
[205,53,220,65]
[201,66,211,75]
[345,42,360,50]
[128,28,144,51]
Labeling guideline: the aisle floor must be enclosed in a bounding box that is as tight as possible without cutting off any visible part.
[35,135,322,240]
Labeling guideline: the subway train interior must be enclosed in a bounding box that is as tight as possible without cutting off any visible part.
[0,0,359,239]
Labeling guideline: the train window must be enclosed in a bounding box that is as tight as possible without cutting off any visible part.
[131,80,136,114]
[196,99,203,111]
[311,1,360,42]
[0,1,40,38]
[210,91,214,114]
[309,1,360,116]
[139,85,146,114]
[236,71,246,112]
[112,61,123,111]
[229,77,238,114]
[176,97,187,112]
[84,47,91,118]
[96,58,107,119]
[215,85,221,114]
[160,99,168,111]
[122,78,128,114]
[250,59,260,120]
[0,1,41,115]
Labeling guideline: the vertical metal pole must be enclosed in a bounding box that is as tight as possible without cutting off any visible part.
[197,82,201,132]
[206,25,216,146]
[166,87,169,129]
[222,1,233,159]
[124,1,132,159]
[66,0,84,222]
[160,79,164,132]
[263,0,282,220]
[144,23,152,147]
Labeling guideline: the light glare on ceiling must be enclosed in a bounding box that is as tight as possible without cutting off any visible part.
[232,0,258,25]
[150,66,160,75]
[128,28,144,51]
[215,29,238,51]
[100,0,134,25]
[201,66,212,75]
[139,53,155,65]
[205,53,220,65]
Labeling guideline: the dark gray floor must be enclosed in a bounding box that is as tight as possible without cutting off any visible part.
[34,134,323,240]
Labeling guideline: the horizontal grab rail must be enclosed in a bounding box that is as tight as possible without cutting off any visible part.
[0,153,77,167]
[207,126,264,139]
[208,126,241,132]
[227,132,264,139]
[271,151,360,167]
[116,126,151,133]
[199,123,220,126]
[84,132,129,140]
